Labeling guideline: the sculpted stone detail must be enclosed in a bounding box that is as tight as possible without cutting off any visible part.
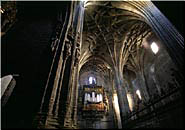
[51,36,59,51]
[75,47,80,66]
[51,21,63,51]
[124,22,151,72]
[64,26,75,58]
[67,26,75,41]
[65,39,72,58]
[75,34,81,66]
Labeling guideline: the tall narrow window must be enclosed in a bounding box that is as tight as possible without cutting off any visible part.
[99,94,103,102]
[92,92,95,102]
[97,94,100,102]
[89,77,93,84]
[87,93,91,102]
[88,76,96,84]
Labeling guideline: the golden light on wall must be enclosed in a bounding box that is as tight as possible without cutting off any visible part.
[136,90,142,100]
[113,93,122,129]
[127,93,134,111]
[113,94,119,113]
[151,42,159,54]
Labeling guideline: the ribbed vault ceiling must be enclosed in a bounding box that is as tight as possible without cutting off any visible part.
[79,1,151,77]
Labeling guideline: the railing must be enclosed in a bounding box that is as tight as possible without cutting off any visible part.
[123,86,182,128]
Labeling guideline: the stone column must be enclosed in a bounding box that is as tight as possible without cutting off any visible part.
[110,71,120,128]
[45,11,74,128]
[124,76,136,112]
[150,64,161,95]
[54,37,73,117]
[47,45,66,116]
[35,2,73,128]
[114,69,130,128]
[72,65,80,128]
[63,1,84,128]
[135,72,150,102]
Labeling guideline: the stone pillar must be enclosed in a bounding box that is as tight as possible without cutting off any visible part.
[114,69,130,128]
[150,64,161,95]
[72,65,80,128]
[47,41,68,116]
[54,37,73,117]
[63,1,84,128]
[109,71,120,128]
[135,72,150,102]
[124,76,136,112]
[34,2,74,129]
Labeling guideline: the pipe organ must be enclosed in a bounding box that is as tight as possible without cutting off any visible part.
[84,92,103,104]
[81,85,108,118]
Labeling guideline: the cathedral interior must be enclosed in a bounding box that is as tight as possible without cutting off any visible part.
[1,1,184,129]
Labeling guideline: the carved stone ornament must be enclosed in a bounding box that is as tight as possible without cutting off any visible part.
[65,39,72,57]
[51,36,59,51]
[75,48,81,66]
[55,21,63,38]
[67,26,74,41]
[76,32,81,45]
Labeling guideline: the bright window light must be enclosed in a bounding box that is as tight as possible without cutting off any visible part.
[87,94,91,102]
[151,42,159,54]
[92,92,95,102]
[89,77,93,84]
[89,76,96,84]
[99,94,102,102]
[97,94,100,102]
[136,90,142,100]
